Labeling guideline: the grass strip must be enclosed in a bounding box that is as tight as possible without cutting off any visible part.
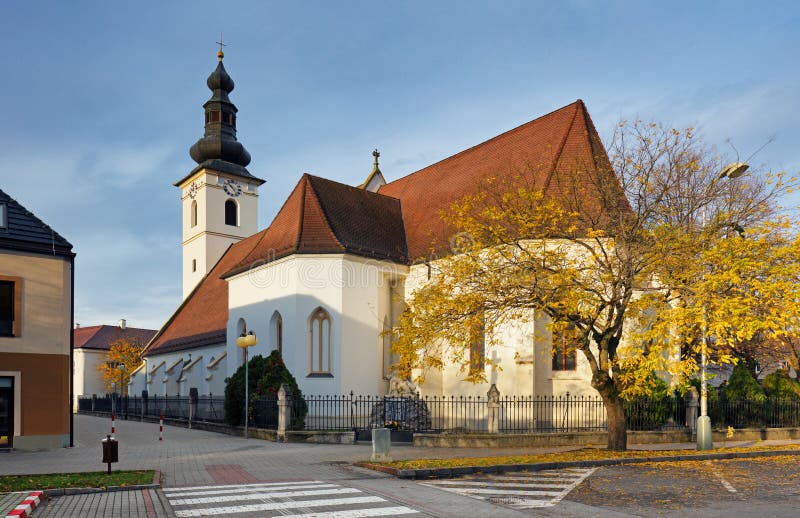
[379,443,800,470]
[0,470,155,493]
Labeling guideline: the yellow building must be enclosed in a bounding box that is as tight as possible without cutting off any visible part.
[0,189,74,450]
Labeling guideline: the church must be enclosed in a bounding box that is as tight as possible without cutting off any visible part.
[130,50,616,400]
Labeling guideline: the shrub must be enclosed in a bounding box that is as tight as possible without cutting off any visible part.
[722,362,766,402]
[224,351,307,429]
[762,369,800,399]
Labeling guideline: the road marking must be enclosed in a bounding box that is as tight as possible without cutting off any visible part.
[279,507,420,517]
[170,487,362,506]
[714,472,737,493]
[164,480,421,517]
[421,467,596,510]
[164,481,324,493]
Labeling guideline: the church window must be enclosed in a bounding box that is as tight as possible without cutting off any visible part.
[552,324,578,371]
[190,200,197,227]
[469,313,485,373]
[191,259,196,272]
[225,200,238,226]
[210,111,221,123]
[270,311,283,354]
[382,317,393,380]
[0,277,21,337]
[309,307,331,375]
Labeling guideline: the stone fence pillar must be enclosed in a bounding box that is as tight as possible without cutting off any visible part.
[685,387,699,437]
[189,388,198,429]
[278,384,292,442]
[487,384,500,434]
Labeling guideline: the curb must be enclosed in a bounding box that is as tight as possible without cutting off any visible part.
[355,448,800,479]
[42,483,161,498]
[4,491,42,518]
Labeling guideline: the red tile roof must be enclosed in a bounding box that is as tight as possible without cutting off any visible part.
[148,100,624,356]
[223,174,407,277]
[378,99,622,260]
[74,325,157,351]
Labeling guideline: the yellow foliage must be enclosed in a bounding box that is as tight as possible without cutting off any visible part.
[96,338,146,395]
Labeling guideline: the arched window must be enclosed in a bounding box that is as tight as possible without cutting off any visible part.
[190,200,197,227]
[225,200,238,226]
[309,307,331,375]
[382,316,393,380]
[552,323,577,371]
[270,311,283,354]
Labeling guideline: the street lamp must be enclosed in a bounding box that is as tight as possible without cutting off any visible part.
[697,162,748,450]
[236,330,258,439]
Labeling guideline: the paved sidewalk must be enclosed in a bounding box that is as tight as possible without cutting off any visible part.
[2,415,799,517]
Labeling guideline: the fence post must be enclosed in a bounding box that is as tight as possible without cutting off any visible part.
[278,384,292,442]
[141,390,148,421]
[189,388,198,429]
[487,384,500,434]
[685,387,699,438]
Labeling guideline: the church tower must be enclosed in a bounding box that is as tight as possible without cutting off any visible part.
[175,47,264,299]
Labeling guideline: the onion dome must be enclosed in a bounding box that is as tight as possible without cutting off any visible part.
[189,55,251,168]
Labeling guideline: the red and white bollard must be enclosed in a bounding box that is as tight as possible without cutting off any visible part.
[159,415,163,441]
[111,413,115,436]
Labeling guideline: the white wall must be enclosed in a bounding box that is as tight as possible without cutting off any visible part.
[131,343,227,398]
[73,348,110,410]
[226,254,407,396]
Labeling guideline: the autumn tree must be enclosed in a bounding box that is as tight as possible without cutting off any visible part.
[391,120,794,451]
[97,337,146,395]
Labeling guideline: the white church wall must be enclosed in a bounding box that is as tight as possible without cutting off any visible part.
[226,254,408,396]
[134,343,227,398]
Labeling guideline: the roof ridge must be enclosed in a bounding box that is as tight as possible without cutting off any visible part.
[542,101,582,193]
[382,100,583,187]
[302,176,344,249]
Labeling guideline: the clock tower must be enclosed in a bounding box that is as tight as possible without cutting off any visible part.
[175,48,264,299]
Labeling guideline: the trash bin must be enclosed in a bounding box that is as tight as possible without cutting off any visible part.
[102,434,118,473]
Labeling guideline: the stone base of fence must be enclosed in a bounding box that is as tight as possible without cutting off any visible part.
[413,427,800,448]
[77,410,355,444]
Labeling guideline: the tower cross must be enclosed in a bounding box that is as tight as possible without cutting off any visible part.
[216,33,227,60]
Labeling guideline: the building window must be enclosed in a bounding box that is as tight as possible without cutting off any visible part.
[0,277,21,337]
[552,324,577,371]
[225,200,237,226]
[469,314,485,373]
[191,259,197,272]
[190,200,197,228]
[0,203,6,229]
[270,311,283,354]
[309,307,331,375]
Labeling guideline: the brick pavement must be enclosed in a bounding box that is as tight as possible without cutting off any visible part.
[33,488,174,518]
[3,415,800,517]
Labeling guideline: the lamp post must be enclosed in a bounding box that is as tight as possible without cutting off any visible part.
[697,162,748,450]
[236,331,258,439]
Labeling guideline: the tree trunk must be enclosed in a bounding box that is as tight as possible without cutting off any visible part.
[602,393,627,451]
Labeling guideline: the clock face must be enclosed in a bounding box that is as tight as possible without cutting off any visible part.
[188,182,200,199]
[223,179,242,197]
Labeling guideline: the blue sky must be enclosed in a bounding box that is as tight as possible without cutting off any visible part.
[2,1,799,330]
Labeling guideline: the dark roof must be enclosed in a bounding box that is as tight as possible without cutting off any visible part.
[0,188,74,257]
[223,174,408,278]
[74,325,157,351]
[378,100,625,260]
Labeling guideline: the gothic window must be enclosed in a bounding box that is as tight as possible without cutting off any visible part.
[382,317,393,380]
[225,200,237,226]
[309,307,331,375]
[469,313,486,373]
[552,324,578,371]
[191,259,196,273]
[236,318,247,366]
[270,311,283,354]
[190,200,197,227]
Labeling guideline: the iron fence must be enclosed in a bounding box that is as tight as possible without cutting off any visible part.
[76,394,800,434]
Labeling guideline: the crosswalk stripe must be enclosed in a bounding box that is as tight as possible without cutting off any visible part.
[426,480,565,488]
[165,483,338,498]
[170,487,361,506]
[173,496,386,517]
[279,507,420,518]
[164,481,323,493]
